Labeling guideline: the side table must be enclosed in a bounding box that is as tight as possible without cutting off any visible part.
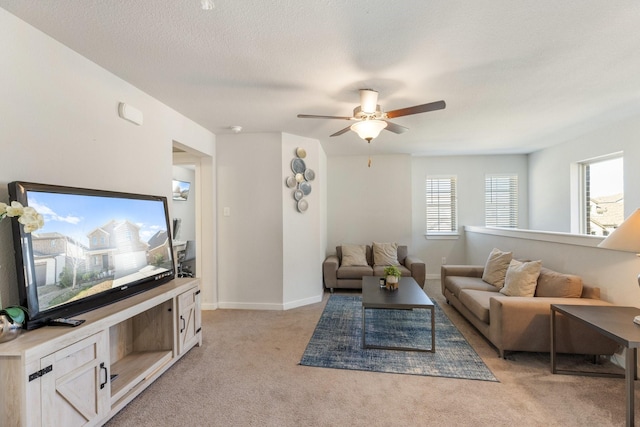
[550,304,640,427]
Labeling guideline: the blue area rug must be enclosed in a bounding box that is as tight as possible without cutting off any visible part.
[300,295,497,381]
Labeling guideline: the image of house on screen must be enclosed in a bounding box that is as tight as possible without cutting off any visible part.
[86,220,150,279]
[31,232,87,287]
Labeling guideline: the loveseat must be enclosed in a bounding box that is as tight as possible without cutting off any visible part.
[441,249,619,358]
[323,243,426,292]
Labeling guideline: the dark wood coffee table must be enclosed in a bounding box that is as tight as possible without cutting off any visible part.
[361,276,435,352]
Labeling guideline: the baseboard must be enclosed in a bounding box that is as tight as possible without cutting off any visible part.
[283,294,323,310]
[201,303,218,310]
[217,294,324,311]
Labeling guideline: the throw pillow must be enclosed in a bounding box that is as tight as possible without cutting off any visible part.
[535,268,583,298]
[340,245,368,267]
[500,259,542,297]
[372,242,400,266]
[481,248,513,289]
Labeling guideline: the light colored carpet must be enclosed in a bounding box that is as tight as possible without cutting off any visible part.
[300,295,496,381]
[106,280,635,426]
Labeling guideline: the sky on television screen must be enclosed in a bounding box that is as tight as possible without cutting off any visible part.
[27,190,167,245]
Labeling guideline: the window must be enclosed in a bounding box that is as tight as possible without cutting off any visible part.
[580,155,624,236]
[426,176,457,235]
[485,174,518,228]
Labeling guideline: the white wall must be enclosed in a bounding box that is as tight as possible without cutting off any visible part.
[216,133,284,308]
[327,155,413,253]
[529,114,640,232]
[282,133,325,308]
[0,10,215,309]
[410,155,529,277]
[216,132,325,309]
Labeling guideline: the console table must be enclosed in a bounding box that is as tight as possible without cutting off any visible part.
[0,277,201,426]
[551,304,640,427]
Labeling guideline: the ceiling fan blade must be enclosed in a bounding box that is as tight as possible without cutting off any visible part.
[359,89,379,114]
[385,100,446,119]
[330,125,352,137]
[383,121,409,134]
[297,114,353,120]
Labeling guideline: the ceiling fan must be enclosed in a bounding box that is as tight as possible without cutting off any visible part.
[297,89,446,142]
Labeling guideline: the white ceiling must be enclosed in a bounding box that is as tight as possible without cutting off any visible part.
[2,0,640,157]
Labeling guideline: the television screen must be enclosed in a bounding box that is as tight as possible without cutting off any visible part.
[8,181,175,330]
[172,180,190,201]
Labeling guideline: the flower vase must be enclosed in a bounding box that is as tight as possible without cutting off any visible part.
[0,314,23,343]
[385,275,399,291]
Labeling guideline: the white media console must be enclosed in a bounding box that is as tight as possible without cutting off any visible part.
[0,277,201,426]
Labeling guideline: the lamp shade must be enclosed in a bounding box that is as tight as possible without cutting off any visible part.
[597,208,640,253]
[350,120,387,141]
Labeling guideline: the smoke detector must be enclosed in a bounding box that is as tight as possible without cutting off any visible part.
[230,125,242,133]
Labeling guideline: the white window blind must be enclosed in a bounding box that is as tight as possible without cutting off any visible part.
[485,174,518,228]
[426,176,457,234]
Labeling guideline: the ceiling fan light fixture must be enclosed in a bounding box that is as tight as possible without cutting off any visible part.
[350,119,387,141]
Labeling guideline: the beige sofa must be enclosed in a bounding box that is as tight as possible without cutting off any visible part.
[323,244,425,292]
[441,264,619,358]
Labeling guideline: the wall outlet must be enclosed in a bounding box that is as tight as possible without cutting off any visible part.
[441,257,446,265]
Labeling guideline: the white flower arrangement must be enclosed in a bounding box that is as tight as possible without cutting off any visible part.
[0,201,44,233]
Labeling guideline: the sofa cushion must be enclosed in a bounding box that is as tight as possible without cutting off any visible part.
[372,242,400,266]
[500,259,542,297]
[535,267,583,298]
[445,276,499,298]
[458,289,494,323]
[337,245,372,266]
[481,248,513,288]
[340,244,368,267]
[337,266,373,279]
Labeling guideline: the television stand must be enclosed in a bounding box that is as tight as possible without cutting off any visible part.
[0,277,201,426]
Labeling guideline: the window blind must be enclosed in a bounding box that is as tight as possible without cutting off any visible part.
[426,176,457,233]
[485,174,518,228]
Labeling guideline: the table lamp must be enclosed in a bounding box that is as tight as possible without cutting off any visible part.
[598,208,640,323]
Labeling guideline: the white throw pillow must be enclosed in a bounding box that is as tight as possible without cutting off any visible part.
[372,242,400,266]
[341,245,368,266]
[500,259,542,297]
[481,248,512,289]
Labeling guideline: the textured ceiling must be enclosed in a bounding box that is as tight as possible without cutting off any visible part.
[2,0,640,157]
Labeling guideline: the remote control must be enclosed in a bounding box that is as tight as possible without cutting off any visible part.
[48,318,85,327]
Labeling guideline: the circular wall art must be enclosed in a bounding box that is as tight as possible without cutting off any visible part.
[284,146,316,213]
[299,181,311,196]
[297,199,308,212]
[285,176,297,188]
[291,158,306,174]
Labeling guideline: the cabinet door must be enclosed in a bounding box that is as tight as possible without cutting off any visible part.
[40,331,110,427]
[177,287,202,354]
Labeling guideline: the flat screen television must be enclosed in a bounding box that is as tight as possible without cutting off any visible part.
[8,181,176,330]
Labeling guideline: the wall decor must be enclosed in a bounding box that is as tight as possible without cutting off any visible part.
[285,147,315,213]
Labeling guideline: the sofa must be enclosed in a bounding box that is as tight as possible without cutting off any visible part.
[323,243,426,292]
[441,249,619,358]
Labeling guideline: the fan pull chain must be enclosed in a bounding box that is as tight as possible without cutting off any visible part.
[368,140,372,167]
